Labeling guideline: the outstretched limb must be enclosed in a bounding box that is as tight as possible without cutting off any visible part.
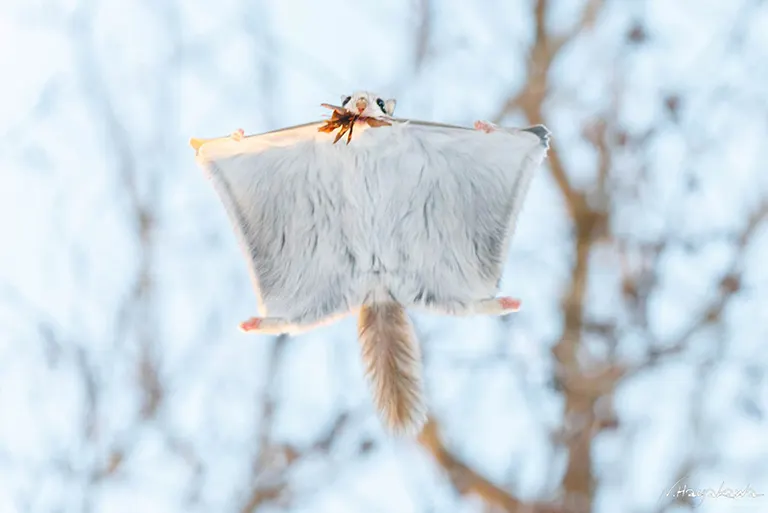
[410,296,521,317]
[474,120,500,133]
[239,317,291,334]
[475,120,551,147]
[239,310,354,335]
[230,128,245,141]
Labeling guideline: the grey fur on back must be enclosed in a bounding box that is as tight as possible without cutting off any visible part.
[198,121,548,326]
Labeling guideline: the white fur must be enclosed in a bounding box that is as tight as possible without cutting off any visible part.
[196,105,549,434]
[196,118,548,326]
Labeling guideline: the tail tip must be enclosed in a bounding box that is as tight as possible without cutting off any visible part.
[385,410,428,437]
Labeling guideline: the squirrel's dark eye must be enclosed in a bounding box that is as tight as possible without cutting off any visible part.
[376,98,387,113]
[342,96,351,106]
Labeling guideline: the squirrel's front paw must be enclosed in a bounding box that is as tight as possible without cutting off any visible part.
[474,120,499,133]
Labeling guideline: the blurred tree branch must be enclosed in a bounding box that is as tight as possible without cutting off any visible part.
[421,0,768,512]
[495,0,608,510]
[413,0,432,72]
[418,0,612,510]
[419,419,562,512]
[6,0,768,511]
[629,201,768,376]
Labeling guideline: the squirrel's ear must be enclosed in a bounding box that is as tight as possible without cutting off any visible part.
[384,99,396,115]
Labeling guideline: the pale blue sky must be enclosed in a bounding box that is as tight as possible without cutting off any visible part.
[1,0,768,512]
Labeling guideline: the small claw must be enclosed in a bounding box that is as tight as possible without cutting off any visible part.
[497,297,521,312]
[239,317,262,332]
[230,128,245,141]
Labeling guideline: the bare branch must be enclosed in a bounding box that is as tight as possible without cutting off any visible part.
[413,0,432,72]
[493,0,607,220]
[550,0,604,55]
[419,419,570,512]
[238,408,351,513]
[630,201,768,376]
[419,419,526,512]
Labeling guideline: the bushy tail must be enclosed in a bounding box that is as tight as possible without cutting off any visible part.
[357,302,426,435]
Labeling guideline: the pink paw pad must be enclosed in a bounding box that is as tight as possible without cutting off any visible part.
[498,297,521,311]
[474,120,497,133]
[239,317,262,332]
[230,128,245,141]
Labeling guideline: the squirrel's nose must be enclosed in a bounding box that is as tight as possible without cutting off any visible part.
[355,99,368,113]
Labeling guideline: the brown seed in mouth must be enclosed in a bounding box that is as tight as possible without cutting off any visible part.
[317,103,392,144]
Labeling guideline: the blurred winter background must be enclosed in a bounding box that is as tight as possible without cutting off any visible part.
[2,0,768,512]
